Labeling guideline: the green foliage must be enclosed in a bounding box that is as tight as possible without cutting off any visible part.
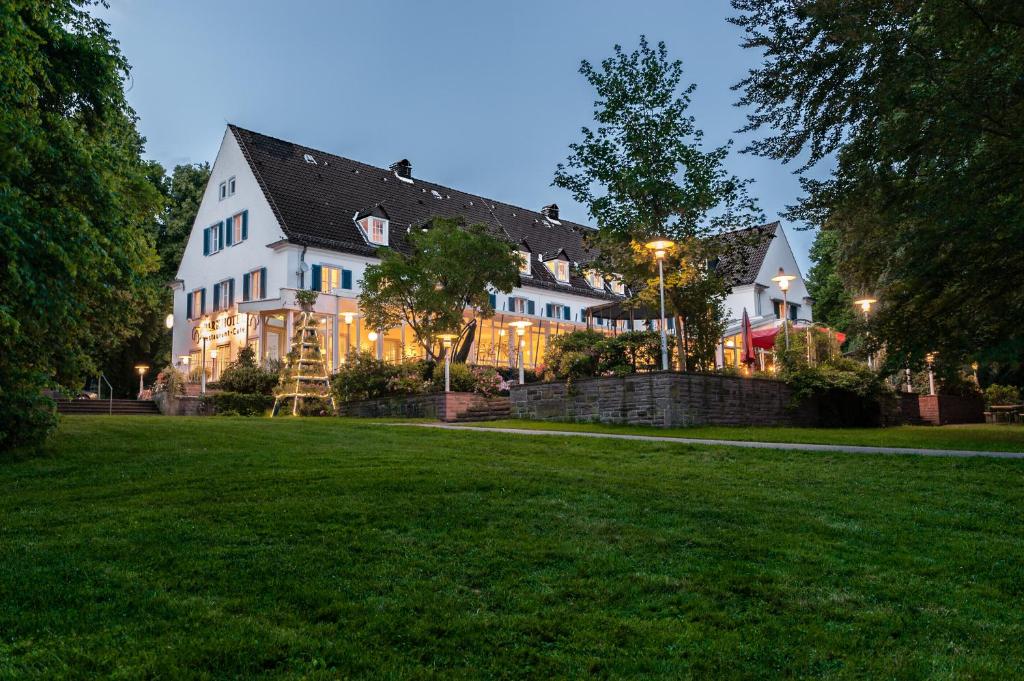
[1,0,165,449]
[157,163,211,280]
[331,353,434,403]
[431,362,504,397]
[153,365,186,398]
[805,230,855,334]
[985,384,1021,407]
[554,37,762,371]
[294,289,319,308]
[359,218,521,360]
[731,0,1024,368]
[217,347,278,396]
[203,392,274,417]
[544,330,668,383]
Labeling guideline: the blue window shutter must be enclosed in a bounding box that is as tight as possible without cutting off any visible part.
[563,306,570,321]
[508,296,516,312]
[342,269,352,290]
[241,210,248,240]
[186,292,193,319]
[546,303,553,318]
[225,217,233,246]
[310,264,322,291]
[213,284,221,311]
[200,288,206,315]
[218,221,224,249]
[242,273,251,302]
[488,293,496,309]
[260,268,267,299]
[203,228,210,256]
[228,279,235,306]
[527,300,535,316]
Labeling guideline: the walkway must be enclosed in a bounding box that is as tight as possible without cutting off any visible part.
[392,423,1024,460]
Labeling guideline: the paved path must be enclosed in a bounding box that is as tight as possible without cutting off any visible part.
[391,423,1024,459]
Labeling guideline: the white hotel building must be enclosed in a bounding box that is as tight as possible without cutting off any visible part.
[171,125,812,379]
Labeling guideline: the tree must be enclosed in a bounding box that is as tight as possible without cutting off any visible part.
[805,230,854,334]
[358,218,521,361]
[554,37,763,370]
[158,163,211,280]
[730,0,1024,371]
[0,0,164,450]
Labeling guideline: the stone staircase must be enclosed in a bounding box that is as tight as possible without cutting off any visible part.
[449,397,511,423]
[56,399,161,416]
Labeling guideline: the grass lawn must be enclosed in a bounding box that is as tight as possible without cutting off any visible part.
[1,417,1023,679]
[467,419,1024,452]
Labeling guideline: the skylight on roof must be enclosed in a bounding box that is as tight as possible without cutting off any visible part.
[431,190,442,200]
[303,153,317,165]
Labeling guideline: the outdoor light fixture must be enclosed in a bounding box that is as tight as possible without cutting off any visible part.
[926,351,938,396]
[199,318,211,395]
[771,267,797,350]
[853,296,878,369]
[438,333,458,393]
[179,355,189,366]
[134,364,149,396]
[165,313,174,329]
[367,331,378,342]
[643,237,675,371]
[507,320,532,385]
[343,312,354,325]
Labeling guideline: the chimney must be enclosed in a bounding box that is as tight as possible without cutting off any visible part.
[541,204,559,220]
[390,159,412,179]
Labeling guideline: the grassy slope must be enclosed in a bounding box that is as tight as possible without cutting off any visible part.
[467,420,1024,452]
[0,417,1021,679]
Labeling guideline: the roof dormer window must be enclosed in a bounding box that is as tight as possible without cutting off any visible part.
[585,269,604,290]
[355,206,390,246]
[519,250,532,276]
[609,276,626,296]
[544,256,570,284]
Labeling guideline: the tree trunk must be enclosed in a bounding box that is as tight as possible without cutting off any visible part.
[674,315,687,372]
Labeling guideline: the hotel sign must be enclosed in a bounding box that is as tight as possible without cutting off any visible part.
[191,313,260,344]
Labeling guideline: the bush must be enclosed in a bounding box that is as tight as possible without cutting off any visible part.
[153,365,186,398]
[432,363,504,396]
[203,391,274,416]
[332,353,434,403]
[985,384,1021,407]
[782,358,894,427]
[0,365,57,452]
[217,346,279,396]
[543,330,667,383]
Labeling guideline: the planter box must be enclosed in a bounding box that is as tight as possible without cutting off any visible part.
[510,372,819,428]
[338,392,494,422]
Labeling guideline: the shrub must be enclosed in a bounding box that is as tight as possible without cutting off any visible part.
[153,365,186,397]
[218,351,279,395]
[782,358,894,427]
[332,353,434,403]
[432,363,503,396]
[543,330,667,383]
[203,391,274,416]
[985,384,1021,407]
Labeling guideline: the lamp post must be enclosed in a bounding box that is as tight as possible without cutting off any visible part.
[644,238,675,371]
[134,365,149,397]
[507,320,532,384]
[200,319,210,394]
[926,352,938,396]
[438,333,457,392]
[771,267,797,350]
[343,312,354,358]
[853,296,877,369]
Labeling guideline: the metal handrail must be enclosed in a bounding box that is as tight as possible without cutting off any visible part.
[98,374,113,415]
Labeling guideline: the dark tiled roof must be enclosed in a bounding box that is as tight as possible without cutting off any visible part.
[230,125,616,299]
[715,221,778,285]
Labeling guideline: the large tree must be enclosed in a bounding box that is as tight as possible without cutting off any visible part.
[358,218,521,361]
[1,0,164,449]
[730,0,1024,370]
[805,230,855,334]
[554,37,763,370]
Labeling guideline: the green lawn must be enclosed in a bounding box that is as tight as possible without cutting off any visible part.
[1,417,1023,679]
[468,419,1024,452]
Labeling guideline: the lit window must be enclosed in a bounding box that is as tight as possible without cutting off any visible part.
[510,297,529,314]
[585,269,604,290]
[519,251,531,276]
[246,268,263,301]
[321,266,342,293]
[227,211,246,245]
[370,218,386,244]
[546,259,569,283]
[609,277,625,295]
[191,290,203,318]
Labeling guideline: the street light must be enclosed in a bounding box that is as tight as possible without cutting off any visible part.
[644,238,675,371]
[926,351,938,396]
[165,313,174,330]
[771,267,797,350]
[134,364,149,396]
[438,333,457,392]
[507,320,532,385]
[853,296,877,369]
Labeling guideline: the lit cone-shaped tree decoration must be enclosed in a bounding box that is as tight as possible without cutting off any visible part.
[272,290,337,416]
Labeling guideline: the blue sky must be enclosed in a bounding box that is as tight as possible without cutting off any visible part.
[97,0,826,273]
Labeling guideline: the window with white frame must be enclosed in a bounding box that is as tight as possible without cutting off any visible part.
[190,289,203,318]
[227,211,246,245]
[228,176,236,195]
[509,297,531,314]
[205,223,222,254]
[359,217,388,245]
[219,181,227,200]
[246,268,263,301]
[609,276,625,295]
[585,269,604,290]
[214,279,233,311]
[519,251,532,276]
[546,259,570,283]
[321,265,342,293]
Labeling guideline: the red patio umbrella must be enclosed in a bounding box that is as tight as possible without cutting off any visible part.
[741,308,756,365]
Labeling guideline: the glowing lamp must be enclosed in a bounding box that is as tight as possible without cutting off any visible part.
[507,320,532,337]
[343,313,354,325]
[164,314,174,329]
[367,331,379,342]
[644,238,675,260]
[771,267,796,292]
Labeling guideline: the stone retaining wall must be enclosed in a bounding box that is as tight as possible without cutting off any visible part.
[153,393,208,416]
[338,392,490,421]
[917,394,984,425]
[510,372,818,427]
